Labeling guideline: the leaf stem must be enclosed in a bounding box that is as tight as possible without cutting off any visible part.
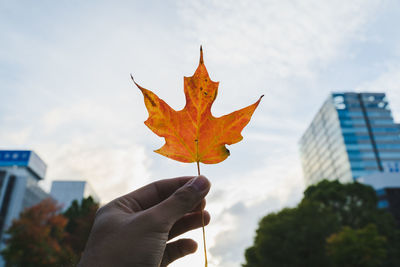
[196,161,208,267]
[197,161,200,176]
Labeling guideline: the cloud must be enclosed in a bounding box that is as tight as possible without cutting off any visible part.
[0,127,32,147]
[209,200,276,267]
[209,190,302,266]
[206,154,305,266]
[39,140,152,204]
[178,0,381,79]
[34,97,156,203]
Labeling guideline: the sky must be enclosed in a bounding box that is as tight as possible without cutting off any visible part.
[1,0,400,266]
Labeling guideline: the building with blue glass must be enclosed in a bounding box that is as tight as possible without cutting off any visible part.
[0,150,49,266]
[299,92,400,186]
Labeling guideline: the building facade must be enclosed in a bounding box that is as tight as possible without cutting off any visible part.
[0,150,49,266]
[299,92,400,186]
[50,180,99,211]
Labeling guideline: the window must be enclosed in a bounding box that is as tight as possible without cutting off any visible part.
[340,119,366,126]
[350,160,378,168]
[351,166,379,171]
[378,200,389,209]
[379,152,400,159]
[376,143,400,150]
[376,189,386,197]
[351,170,376,178]
[366,111,392,117]
[341,127,369,134]
[371,127,399,133]
[343,133,371,142]
[373,135,400,141]
[334,95,344,103]
[338,110,364,117]
[347,151,376,160]
[0,175,16,241]
[346,143,373,150]
[382,161,400,172]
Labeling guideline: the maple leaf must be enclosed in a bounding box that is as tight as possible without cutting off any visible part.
[133,47,263,164]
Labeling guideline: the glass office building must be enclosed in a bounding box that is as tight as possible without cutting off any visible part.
[0,150,49,267]
[299,92,400,186]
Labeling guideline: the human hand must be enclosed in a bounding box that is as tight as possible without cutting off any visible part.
[78,175,211,267]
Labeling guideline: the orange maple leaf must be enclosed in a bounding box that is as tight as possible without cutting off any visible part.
[133,47,263,164]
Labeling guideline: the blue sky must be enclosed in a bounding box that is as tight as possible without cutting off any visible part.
[1,1,400,266]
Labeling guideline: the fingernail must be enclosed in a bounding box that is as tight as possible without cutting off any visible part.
[188,175,209,192]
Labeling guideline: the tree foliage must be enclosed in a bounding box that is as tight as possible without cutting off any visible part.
[243,180,400,267]
[1,196,98,267]
[1,198,75,267]
[326,224,387,267]
[63,196,98,258]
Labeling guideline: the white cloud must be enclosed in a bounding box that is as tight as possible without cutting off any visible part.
[178,0,381,78]
[39,140,152,204]
[206,154,304,266]
[0,127,32,147]
[209,199,279,267]
[34,96,155,203]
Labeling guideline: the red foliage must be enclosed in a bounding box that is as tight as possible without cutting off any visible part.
[1,198,76,267]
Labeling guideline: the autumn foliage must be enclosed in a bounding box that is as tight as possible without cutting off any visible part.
[1,197,98,267]
[1,199,74,267]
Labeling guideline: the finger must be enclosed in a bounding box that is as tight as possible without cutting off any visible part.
[152,175,211,224]
[160,239,197,267]
[116,176,195,212]
[168,210,210,240]
[193,199,206,212]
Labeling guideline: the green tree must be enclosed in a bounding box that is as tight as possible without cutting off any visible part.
[63,196,98,261]
[326,224,387,267]
[1,198,75,267]
[303,180,392,230]
[243,180,400,267]
[244,202,338,267]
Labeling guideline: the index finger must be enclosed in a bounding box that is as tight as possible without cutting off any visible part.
[116,176,195,212]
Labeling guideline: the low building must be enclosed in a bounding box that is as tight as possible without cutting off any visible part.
[50,180,99,211]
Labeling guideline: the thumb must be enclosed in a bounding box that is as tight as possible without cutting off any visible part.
[153,175,211,225]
